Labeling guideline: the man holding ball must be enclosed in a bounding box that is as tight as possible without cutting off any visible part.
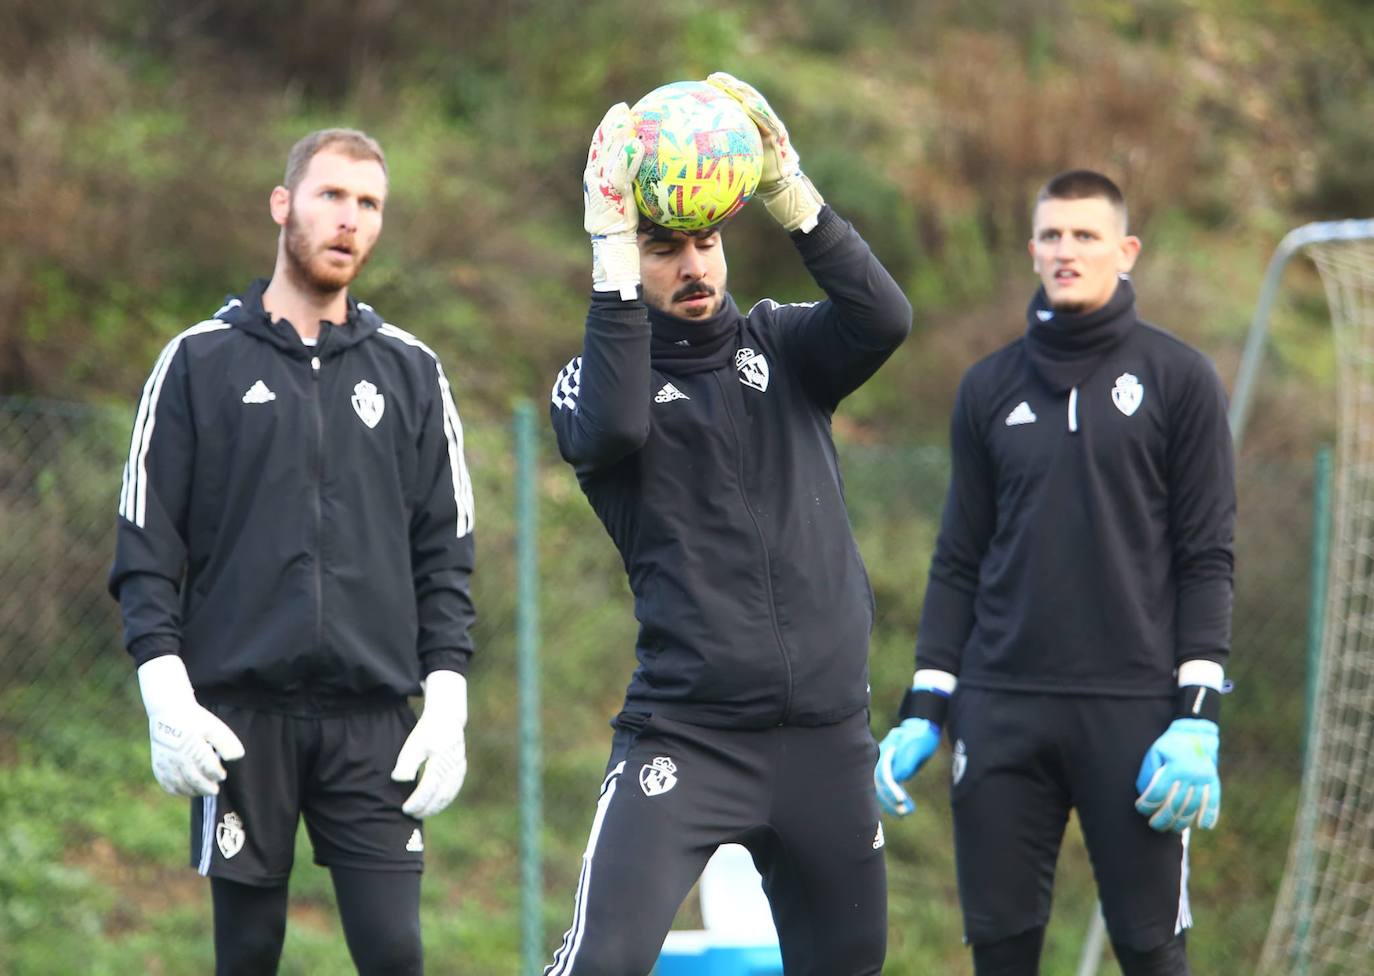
[544,74,911,975]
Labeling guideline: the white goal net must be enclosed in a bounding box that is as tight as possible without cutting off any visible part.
[1257,226,1374,975]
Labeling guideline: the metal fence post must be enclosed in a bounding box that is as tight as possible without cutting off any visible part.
[515,400,543,976]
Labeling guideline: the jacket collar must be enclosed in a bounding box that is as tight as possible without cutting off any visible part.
[218,278,383,359]
[648,293,743,375]
[1024,276,1138,393]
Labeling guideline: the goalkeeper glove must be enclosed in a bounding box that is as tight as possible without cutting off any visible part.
[137,654,245,797]
[875,670,955,816]
[583,102,645,300]
[1135,718,1221,832]
[705,71,825,233]
[391,669,468,819]
[875,717,942,817]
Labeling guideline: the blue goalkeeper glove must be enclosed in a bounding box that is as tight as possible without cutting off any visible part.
[1134,718,1221,832]
[875,718,942,817]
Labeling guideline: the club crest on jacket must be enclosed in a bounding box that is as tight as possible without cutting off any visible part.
[1111,372,1143,416]
[352,380,386,428]
[735,347,769,392]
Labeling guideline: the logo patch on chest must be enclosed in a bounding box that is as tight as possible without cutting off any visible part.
[1111,373,1144,416]
[735,347,769,392]
[351,380,385,428]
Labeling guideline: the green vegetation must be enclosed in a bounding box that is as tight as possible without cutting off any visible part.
[2,0,1370,972]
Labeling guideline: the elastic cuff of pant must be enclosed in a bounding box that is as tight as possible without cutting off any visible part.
[1176,684,1221,724]
[899,687,949,727]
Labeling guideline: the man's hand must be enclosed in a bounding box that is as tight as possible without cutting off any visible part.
[584,102,645,300]
[137,654,245,797]
[391,670,468,819]
[1135,718,1221,832]
[705,71,825,233]
[875,717,942,817]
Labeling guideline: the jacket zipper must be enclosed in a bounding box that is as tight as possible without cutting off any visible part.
[1068,385,1079,433]
[310,354,324,656]
[713,371,794,722]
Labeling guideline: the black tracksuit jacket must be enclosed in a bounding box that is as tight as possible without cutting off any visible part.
[109,280,476,701]
[916,279,1235,697]
[550,208,912,729]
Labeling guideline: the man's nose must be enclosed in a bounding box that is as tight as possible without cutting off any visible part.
[680,247,707,278]
[338,200,359,232]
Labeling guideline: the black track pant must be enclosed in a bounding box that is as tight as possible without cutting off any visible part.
[211,866,422,975]
[949,690,1192,958]
[544,709,887,976]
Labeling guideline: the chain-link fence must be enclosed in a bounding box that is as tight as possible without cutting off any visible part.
[0,398,138,741]
[0,397,1315,973]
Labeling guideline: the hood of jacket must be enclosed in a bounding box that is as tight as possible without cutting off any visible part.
[218,278,384,361]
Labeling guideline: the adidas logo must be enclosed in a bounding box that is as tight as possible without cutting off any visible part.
[654,383,689,404]
[242,380,276,404]
[406,828,424,853]
[872,822,885,850]
[1005,401,1037,426]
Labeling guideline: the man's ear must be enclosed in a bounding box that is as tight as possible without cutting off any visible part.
[269,186,290,228]
[1117,234,1142,273]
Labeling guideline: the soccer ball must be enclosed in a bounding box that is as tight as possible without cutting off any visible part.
[630,81,764,232]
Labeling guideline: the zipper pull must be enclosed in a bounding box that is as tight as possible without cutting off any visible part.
[311,355,321,377]
[1067,386,1079,433]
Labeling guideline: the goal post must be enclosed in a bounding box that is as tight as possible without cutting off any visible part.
[1236,220,1374,976]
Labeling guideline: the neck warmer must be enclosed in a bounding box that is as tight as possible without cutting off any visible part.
[648,294,742,374]
[1024,277,1138,393]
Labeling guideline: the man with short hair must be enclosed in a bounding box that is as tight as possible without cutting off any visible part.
[544,74,911,975]
[110,128,475,975]
[875,170,1235,975]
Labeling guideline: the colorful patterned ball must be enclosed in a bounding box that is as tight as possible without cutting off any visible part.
[630,81,764,232]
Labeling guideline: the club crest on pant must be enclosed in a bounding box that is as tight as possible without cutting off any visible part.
[217,811,245,859]
[735,347,770,393]
[639,756,678,797]
[1111,372,1143,416]
[952,739,968,786]
[352,379,386,428]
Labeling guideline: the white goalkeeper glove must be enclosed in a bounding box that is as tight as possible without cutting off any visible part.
[705,72,825,233]
[391,669,468,819]
[137,654,245,797]
[584,102,645,300]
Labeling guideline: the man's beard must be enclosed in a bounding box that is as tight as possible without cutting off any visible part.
[283,211,370,295]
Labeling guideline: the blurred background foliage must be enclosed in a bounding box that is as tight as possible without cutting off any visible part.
[1,0,1371,972]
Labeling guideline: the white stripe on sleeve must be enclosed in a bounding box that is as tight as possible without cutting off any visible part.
[378,323,475,537]
[119,318,233,528]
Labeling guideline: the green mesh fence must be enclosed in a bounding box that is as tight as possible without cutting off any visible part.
[0,398,1310,974]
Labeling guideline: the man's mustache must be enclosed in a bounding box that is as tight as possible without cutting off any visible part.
[672,282,715,303]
